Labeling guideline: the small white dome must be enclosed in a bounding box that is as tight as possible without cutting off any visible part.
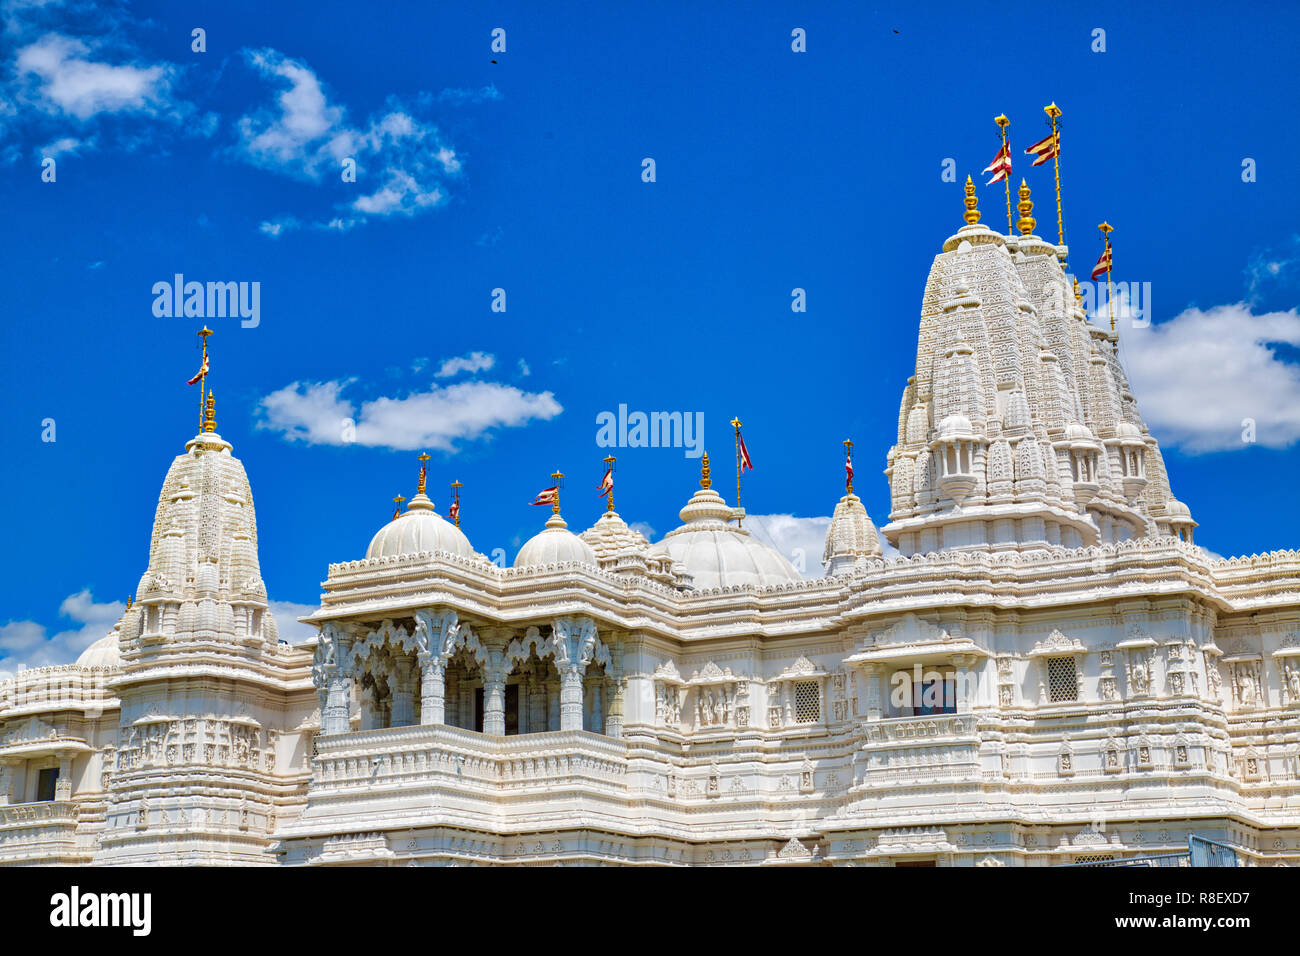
[653,482,801,589]
[515,514,597,567]
[1065,421,1097,443]
[77,630,121,669]
[1166,497,1192,519]
[366,493,472,559]
[937,414,974,441]
[1114,421,1143,441]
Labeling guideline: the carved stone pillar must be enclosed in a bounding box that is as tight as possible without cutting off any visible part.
[606,679,626,738]
[0,760,13,805]
[56,757,72,801]
[528,673,547,733]
[322,671,352,735]
[861,664,883,721]
[419,655,446,725]
[483,667,508,736]
[391,654,417,727]
[558,664,586,731]
[547,679,561,731]
[952,655,975,714]
[359,683,380,731]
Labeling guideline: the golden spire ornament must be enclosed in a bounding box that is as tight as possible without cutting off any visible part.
[202,391,217,433]
[962,175,980,225]
[700,452,712,490]
[843,438,854,495]
[1016,179,1036,236]
[391,494,406,520]
[416,452,430,495]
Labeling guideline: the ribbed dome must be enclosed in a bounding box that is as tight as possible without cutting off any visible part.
[77,629,122,669]
[653,484,801,589]
[823,493,882,575]
[515,513,597,567]
[366,493,472,559]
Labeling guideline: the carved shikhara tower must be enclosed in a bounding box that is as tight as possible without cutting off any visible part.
[3,211,1300,867]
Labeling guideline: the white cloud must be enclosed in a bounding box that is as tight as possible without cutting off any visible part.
[517,358,531,377]
[1246,236,1300,299]
[258,215,301,238]
[743,514,832,578]
[257,376,563,452]
[15,32,175,119]
[435,351,495,378]
[1121,302,1300,453]
[39,133,88,157]
[268,600,318,646]
[0,589,124,672]
[237,48,470,231]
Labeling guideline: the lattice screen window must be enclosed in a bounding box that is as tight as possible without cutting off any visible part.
[1073,854,1115,865]
[1047,656,1079,703]
[793,681,821,723]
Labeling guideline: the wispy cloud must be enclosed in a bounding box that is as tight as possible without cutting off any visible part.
[257,374,562,451]
[1122,302,1300,453]
[258,215,301,238]
[268,600,318,645]
[0,589,124,673]
[236,48,472,232]
[435,351,495,378]
[15,32,177,119]
[1246,236,1300,301]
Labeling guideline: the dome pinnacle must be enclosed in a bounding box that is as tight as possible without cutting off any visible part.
[700,452,712,490]
[963,175,980,225]
[1017,179,1036,235]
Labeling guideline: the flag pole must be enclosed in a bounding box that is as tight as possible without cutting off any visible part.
[1045,103,1065,260]
[450,480,463,526]
[551,469,564,516]
[729,417,743,527]
[417,452,430,495]
[197,326,213,430]
[994,115,1012,235]
[603,455,616,513]
[1098,221,1115,333]
[843,438,854,494]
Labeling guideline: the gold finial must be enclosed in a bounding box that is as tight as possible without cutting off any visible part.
[1098,220,1113,237]
[202,391,217,433]
[126,594,133,610]
[417,452,430,495]
[602,455,616,512]
[550,469,564,515]
[450,480,463,527]
[1073,275,1083,306]
[1044,101,1062,120]
[1016,179,1036,236]
[962,175,980,225]
[392,494,406,520]
[700,452,712,490]
[843,438,854,495]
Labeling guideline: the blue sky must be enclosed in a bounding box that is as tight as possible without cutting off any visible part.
[2,0,1299,668]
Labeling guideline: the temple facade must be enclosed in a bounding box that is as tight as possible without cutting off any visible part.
[3,198,1300,867]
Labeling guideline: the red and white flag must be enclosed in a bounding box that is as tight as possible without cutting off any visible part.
[597,467,613,498]
[983,141,1012,185]
[448,497,460,522]
[738,432,753,472]
[1025,131,1059,167]
[845,449,854,490]
[1091,245,1112,280]
[186,351,209,386]
[530,486,559,507]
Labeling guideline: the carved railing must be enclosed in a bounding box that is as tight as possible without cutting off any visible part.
[311,724,628,795]
[0,801,80,859]
[864,714,978,744]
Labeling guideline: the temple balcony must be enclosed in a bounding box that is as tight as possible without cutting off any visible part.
[0,800,88,865]
[289,724,630,840]
[854,713,983,789]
